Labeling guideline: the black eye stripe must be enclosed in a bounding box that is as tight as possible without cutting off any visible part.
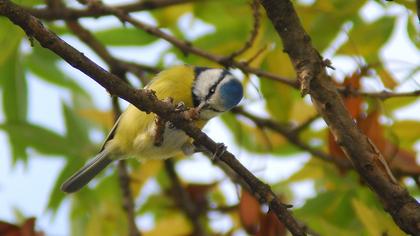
[204,70,229,101]
[194,66,210,78]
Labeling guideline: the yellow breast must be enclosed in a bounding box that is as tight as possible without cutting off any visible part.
[110,65,207,159]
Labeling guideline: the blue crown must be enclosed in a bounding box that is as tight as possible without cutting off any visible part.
[220,79,243,110]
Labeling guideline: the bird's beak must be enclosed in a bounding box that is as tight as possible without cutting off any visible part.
[196,101,208,113]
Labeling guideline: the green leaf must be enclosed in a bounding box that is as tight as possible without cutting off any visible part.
[392,0,417,11]
[47,158,85,212]
[297,0,367,51]
[152,3,192,28]
[221,113,298,155]
[62,103,91,146]
[94,27,158,46]
[0,122,76,156]
[384,96,418,111]
[138,193,173,219]
[407,16,419,49]
[1,44,27,121]
[337,16,395,61]
[260,48,299,122]
[295,190,358,228]
[0,40,28,163]
[0,18,24,65]
[352,198,405,236]
[392,120,420,147]
[282,158,325,184]
[260,79,299,122]
[14,0,44,6]
[24,45,88,95]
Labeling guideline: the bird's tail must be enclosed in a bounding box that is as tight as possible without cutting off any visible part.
[61,148,113,193]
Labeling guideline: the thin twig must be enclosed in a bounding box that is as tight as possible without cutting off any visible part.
[117,160,141,236]
[25,0,197,20]
[0,2,307,235]
[112,74,141,236]
[66,20,150,84]
[291,114,320,134]
[338,87,420,100]
[259,0,420,234]
[80,0,299,88]
[164,160,208,236]
[223,0,260,62]
[231,107,351,168]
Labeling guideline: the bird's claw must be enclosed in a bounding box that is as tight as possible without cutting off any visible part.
[174,101,188,112]
[212,143,227,163]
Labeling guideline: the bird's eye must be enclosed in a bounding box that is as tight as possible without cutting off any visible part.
[209,88,215,94]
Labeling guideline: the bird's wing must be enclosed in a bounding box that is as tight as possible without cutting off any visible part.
[99,114,122,152]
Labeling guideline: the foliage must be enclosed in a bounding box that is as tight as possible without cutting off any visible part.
[0,0,419,235]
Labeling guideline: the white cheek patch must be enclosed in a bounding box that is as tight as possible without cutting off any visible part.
[193,69,224,101]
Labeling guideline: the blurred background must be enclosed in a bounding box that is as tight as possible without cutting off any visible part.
[0,0,419,235]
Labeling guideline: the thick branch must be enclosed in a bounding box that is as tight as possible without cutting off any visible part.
[164,160,208,236]
[66,20,156,83]
[259,0,420,234]
[25,0,195,20]
[82,1,298,88]
[117,160,141,236]
[0,1,306,235]
[232,108,351,169]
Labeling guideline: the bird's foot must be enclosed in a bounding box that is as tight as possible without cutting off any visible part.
[174,101,188,112]
[211,143,227,163]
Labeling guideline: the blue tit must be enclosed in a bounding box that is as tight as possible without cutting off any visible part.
[61,65,243,193]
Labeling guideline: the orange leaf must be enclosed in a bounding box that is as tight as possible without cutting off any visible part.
[385,141,420,176]
[186,183,216,207]
[0,218,43,236]
[357,111,420,176]
[256,211,286,236]
[239,189,261,234]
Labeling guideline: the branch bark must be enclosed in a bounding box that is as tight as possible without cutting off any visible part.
[259,0,420,234]
[25,0,195,20]
[0,1,306,235]
[164,160,208,236]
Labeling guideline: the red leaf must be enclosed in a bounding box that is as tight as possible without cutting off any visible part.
[0,218,43,236]
[185,183,216,207]
[256,211,286,236]
[239,189,261,234]
[357,111,420,176]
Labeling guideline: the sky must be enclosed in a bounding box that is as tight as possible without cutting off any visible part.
[0,1,419,235]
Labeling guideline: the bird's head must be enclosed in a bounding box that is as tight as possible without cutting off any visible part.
[192,67,243,119]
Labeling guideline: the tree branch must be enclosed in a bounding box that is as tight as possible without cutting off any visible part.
[232,107,351,169]
[79,0,299,88]
[25,0,196,20]
[259,0,420,234]
[338,87,420,100]
[117,160,141,236]
[66,20,156,83]
[223,0,260,62]
[0,1,306,235]
[164,160,208,236]
[111,64,141,236]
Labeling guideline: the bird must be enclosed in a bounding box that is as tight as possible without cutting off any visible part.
[61,65,243,193]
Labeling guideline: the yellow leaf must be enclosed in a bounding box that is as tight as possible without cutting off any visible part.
[289,100,317,123]
[352,199,405,236]
[377,65,397,88]
[130,160,163,197]
[283,158,325,184]
[154,4,193,27]
[392,120,420,146]
[143,213,191,236]
[77,108,114,129]
[266,48,295,77]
